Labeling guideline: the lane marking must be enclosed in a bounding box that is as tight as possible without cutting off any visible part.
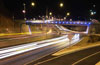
[72,51,100,65]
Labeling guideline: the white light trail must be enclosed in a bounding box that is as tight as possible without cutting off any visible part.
[0,35,68,59]
[0,34,80,59]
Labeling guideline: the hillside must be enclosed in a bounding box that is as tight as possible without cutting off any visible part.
[0,0,14,33]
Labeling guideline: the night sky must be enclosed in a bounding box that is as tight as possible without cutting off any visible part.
[3,0,100,20]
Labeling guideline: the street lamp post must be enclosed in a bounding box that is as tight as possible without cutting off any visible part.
[65,12,70,21]
[60,3,64,8]
[49,12,52,16]
[31,2,35,6]
[59,2,64,21]
[23,3,26,20]
[46,7,48,19]
[22,2,35,20]
[67,12,70,16]
[90,4,96,20]
[49,12,52,19]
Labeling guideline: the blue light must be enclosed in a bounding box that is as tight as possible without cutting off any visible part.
[59,21,61,24]
[81,22,83,24]
[77,22,80,24]
[51,22,54,24]
[55,21,58,24]
[66,22,68,24]
[73,22,75,24]
[63,22,65,24]
[70,22,72,24]
[88,22,91,25]
[84,22,87,24]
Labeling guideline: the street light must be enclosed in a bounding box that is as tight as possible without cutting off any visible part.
[22,10,26,13]
[93,5,96,8]
[49,12,52,16]
[49,12,52,19]
[67,12,70,16]
[22,2,35,20]
[65,12,70,21]
[23,3,26,20]
[59,2,64,21]
[31,2,35,6]
[90,4,96,20]
[91,12,94,15]
[60,3,64,8]
[90,10,96,16]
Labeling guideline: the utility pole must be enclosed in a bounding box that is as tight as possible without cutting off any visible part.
[23,3,26,20]
[46,7,48,19]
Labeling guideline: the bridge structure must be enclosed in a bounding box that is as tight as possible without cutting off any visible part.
[14,19,94,34]
[26,20,92,26]
[25,20,92,34]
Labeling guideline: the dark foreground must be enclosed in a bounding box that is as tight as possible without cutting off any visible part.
[28,46,100,65]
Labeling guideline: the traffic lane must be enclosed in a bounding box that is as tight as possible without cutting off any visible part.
[0,41,69,65]
[0,34,66,54]
[0,35,68,59]
[0,33,59,48]
[0,33,45,42]
[0,39,69,65]
[34,46,100,65]
[74,51,100,65]
[0,33,78,60]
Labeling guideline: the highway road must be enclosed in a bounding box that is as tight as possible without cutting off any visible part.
[0,32,49,42]
[0,33,59,48]
[29,45,100,65]
[0,33,80,65]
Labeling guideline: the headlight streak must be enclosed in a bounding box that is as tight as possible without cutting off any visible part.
[0,35,68,59]
[0,34,80,59]
[0,35,67,51]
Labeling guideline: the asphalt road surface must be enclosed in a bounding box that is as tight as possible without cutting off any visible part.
[0,33,59,48]
[0,33,80,65]
[28,46,100,65]
[0,34,72,65]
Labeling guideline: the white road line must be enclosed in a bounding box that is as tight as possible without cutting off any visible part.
[72,51,100,65]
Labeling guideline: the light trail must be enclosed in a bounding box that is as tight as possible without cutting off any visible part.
[0,34,80,59]
[0,35,68,51]
[0,35,68,59]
